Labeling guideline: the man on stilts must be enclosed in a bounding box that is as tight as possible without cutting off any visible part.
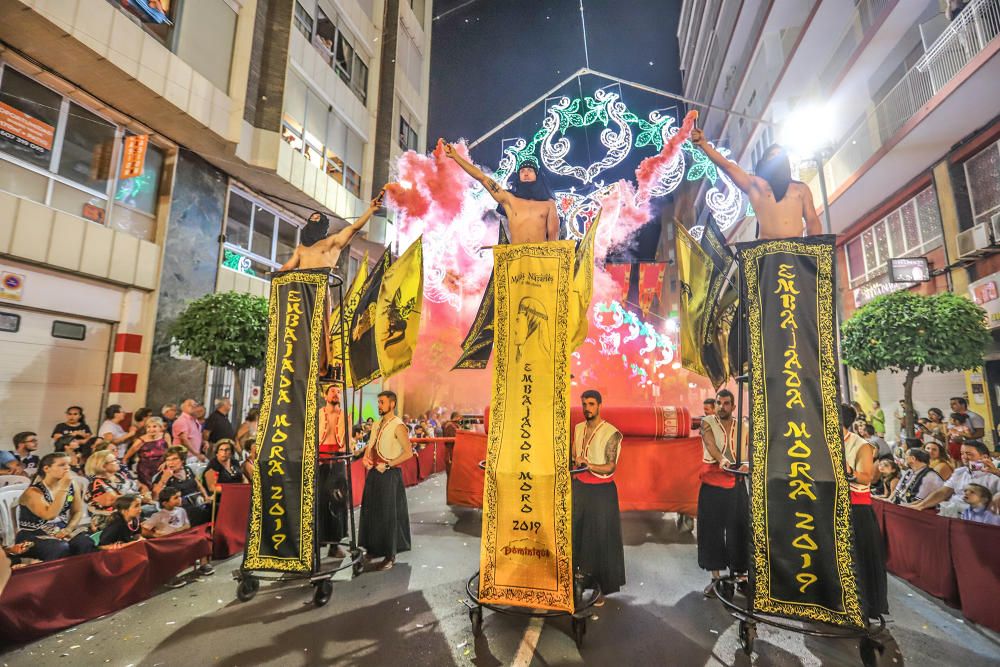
[359,390,413,571]
[572,390,626,606]
[318,384,350,558]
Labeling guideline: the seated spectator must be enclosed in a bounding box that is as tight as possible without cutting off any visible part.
[8,432,40,478]
[0,450,26,477]
[124,417,169,487]
[910,441,1000,512]
[241,440,258,482]
[141,488,214,586]
[872,458,901,499]
[98,405,137,458]
[924,439,955,481]
[959,484,1000,526]
[16,452,96,561]
[203,440,246,496]
[890,448,944,504]
[947,412,974,462]
[151,447,212,525]
[50,406,92,449]
[98,494,143,548]
[235,408,259,456]
[85,449,147,531]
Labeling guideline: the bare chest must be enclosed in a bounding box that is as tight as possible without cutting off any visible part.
[751,188,806,239]
[506,198,551,243]
[299,244,342,269]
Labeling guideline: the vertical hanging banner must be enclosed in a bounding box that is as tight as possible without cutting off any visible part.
[375,237,423,378]
[569,212,600,351]
[738,237,863,628]
[243,269,328,573]
[479,242,576,613]
[349,247,391,388]
[675,223,714,379]
[699,215,737,389]
[331,251,369,388]
[453,224,510,370]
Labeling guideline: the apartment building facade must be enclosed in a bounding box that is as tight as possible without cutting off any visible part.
[678,0,1000,441]
[0,0,431,446]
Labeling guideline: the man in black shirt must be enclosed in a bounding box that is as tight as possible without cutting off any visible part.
[9,432,40,478]
[51,406,92,449]
[203,398,236,447]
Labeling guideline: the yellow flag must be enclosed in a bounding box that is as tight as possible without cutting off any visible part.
[479,241,575,613]
[569,212,600,351]
[675,222,713,378]
[375,237,423,379]
[331,251,368,388]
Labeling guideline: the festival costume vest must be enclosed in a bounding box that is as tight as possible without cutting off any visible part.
[699,414,745,489]
[573,420,622,484]
[893,466,934,505]
[844,431,874,505]
[369,415,405,465]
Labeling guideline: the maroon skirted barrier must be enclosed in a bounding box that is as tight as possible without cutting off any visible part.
[484,405,692,439]
[0,525,212,643]
[212,483,252,559]
[447,431,488,507]
[873,500,1000,632]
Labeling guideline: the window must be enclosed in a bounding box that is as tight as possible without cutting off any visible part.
[173,0,238,92]
[314,8,336,66]
[844,186,943,287]
[397,26,424,94]
[104,0,176,44]
[52,321,86,340]
[0,312,20,333]
[223,188,302,277]
[344,167,361,198]
[964,140,1000,227]
[0,63,164,231]
[399,115,418,151]
[410,0,426,26]
[294,1,314,40]
[335,32,356,85]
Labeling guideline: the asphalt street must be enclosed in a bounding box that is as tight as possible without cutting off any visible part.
[3,475,998,666]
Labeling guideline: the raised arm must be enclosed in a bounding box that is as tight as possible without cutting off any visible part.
[328,190,385,249]
[690,128,755,195]
[442,141,510,206]
[278,246,301,272]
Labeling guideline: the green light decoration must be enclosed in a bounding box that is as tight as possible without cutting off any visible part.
[681,141,718,185]
[222,249,256,277]
[634,114,675,151]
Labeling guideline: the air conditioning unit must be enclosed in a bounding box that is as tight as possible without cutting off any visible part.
[990,212,1000,246]
[957,222,993,259]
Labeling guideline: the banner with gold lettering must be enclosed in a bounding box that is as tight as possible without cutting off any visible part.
[349,247,391,388]
[331,251,368,388]
[479,242,575,613]
[243,269,327,573]
[738,237,863,628]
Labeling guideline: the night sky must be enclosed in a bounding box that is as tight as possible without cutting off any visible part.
[428,0,684,167]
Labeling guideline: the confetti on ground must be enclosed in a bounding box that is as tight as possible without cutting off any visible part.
[457,641,468,649]
[709,629,718,635]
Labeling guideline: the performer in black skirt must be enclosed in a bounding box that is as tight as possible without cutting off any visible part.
[841,403,889,619]
[572,389,626,606]
[318,385,350,558]
[358,390,413,570]
[697,389,749,596]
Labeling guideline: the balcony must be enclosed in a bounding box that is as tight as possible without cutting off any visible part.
[814,0,1000,199]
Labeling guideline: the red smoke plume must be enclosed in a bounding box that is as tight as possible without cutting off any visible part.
[635,109,698,203]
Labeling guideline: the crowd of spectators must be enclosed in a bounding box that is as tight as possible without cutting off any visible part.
[847,396,1000,525]
[2,398,257,578]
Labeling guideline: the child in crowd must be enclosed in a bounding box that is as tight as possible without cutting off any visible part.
[960,484,1000,526]
[141,488,214,586]
[98,494,143,548]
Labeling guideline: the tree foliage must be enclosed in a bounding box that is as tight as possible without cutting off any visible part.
[841,290,988,375]
[171,291,268,370]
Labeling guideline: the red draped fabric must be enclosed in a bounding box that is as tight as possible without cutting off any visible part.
[400,456,419,487]
[350,458,366,507]
[0,525,212,642]
[484,405,691,439]
[948,516,1000,631]
[447,431,487,507]
[436,441,449,474]
[880,502,959,606]
[212,483,251,559]
[416,445,436,479]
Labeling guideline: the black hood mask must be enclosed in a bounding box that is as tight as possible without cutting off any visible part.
[755,145,792,202]
[301,212,330,247]
[507,165,554,203]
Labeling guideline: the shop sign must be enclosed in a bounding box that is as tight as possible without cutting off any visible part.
[0,101,55,154]
[120,134,149,179]
[969,273,1000,329]
[0,271,25,301]
[853,273,914,308]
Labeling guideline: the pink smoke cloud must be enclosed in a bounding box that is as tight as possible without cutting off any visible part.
[635,109,698,203]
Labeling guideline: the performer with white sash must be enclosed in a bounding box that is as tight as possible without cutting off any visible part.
[359,390,413,571]
[572,390,626,606]
[698,388,749,596]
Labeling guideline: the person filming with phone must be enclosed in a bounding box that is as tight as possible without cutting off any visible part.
[909,441,1000,514]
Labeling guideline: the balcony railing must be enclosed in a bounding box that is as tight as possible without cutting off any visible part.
[818,0,893,91]
[815,0,1000,195]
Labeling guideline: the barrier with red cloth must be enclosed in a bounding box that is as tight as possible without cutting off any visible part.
[446,428,702,515]
[212,483,252,559]
[484,405,692,439]
[0,525,212,643]
[874,500,1000,632]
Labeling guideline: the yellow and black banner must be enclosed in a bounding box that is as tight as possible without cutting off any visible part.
[349,247,391,388]
[331,251,368,388]
[453,224,510,370]
[738,237,863,628]
[479,242,575,613]
[699,215,737,389]
[244,269,327,573]
[375,237,423,379]
[569,212,599,352]
[676,222,714,379]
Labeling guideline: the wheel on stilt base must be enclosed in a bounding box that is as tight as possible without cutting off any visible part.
[313,579,334,607]
[352,549,365,577]
[738,619,755,656]
[859,636,883,667]
[235,574,259,602]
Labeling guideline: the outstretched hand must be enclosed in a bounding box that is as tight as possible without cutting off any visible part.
[371,189,385,209]
[441,141,457,159]
[690,128,707,147]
